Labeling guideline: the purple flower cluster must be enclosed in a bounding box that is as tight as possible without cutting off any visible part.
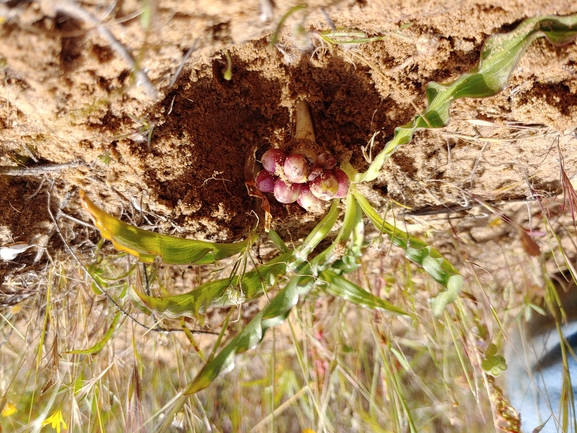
[256,148,350,211]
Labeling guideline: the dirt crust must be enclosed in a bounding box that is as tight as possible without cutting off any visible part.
[1,0,577,286]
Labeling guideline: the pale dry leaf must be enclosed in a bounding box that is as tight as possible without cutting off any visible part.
[0,243,31,261]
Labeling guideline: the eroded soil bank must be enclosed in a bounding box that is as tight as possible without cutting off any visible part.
[1,1,576,281]
[1,0,576,249]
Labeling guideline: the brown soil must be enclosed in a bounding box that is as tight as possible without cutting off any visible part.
[2,0,577,324]
[1,1,576,242]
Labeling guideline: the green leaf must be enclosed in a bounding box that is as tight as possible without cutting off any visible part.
[481,354,508,377]
[430,274,463,318]
[80,190,251,265]
[182,194,410,395]
[354,190,462,315]
[132,251,293,317]
[358,14,577,183]
[308,194,361,275]
[183,269,315,395]
[268,230,289,253]
[181,201,348,394]
[66,312,123,355]
[134,201,341,317]
[327,193,366,274]
[293,199,340,263]
[320,270,408,315]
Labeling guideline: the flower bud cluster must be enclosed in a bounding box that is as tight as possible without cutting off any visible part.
[256,148,350,211]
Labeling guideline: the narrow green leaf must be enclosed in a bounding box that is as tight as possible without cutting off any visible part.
[349,195,365,258]
[328,194,364,274]
[135,202,340,319]
[354,190,462,315]
[181,196,405,395]
[294,200,340,263]
[66,312,122,355]
[309,195,360,275]
[268,230,289,253]
[132,251,294,317]
[183,268,315,395]
[357,14,577,183]
[320,270,408,315]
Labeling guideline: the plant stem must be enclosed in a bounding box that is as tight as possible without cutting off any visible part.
[294,100,315,142]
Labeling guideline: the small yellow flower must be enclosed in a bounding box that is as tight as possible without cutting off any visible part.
[1,401,17,417]
[42,408,68,433]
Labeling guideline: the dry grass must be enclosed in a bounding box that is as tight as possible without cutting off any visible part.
[1,180,575,433]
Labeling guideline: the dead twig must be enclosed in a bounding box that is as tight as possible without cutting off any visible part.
[168,38,199,88]
[0,161,84,176]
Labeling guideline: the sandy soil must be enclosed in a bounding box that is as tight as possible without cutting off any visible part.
[0,0,576,303]
[1,0,577,319]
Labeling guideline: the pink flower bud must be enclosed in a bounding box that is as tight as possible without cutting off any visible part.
[307,165,323,182]
[283,154,310,183]
[255,170,275,193]
[333,168,350,198]
[310,171,339,201]
[297,184,325,212]
[261,148,286,176]
[273,179,301,203]
[317,152,336,170]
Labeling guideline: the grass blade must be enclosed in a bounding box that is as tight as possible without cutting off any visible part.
[65,312,123,355]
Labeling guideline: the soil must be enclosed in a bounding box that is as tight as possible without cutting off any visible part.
[1,0,576,306]
[0,1,575,293]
